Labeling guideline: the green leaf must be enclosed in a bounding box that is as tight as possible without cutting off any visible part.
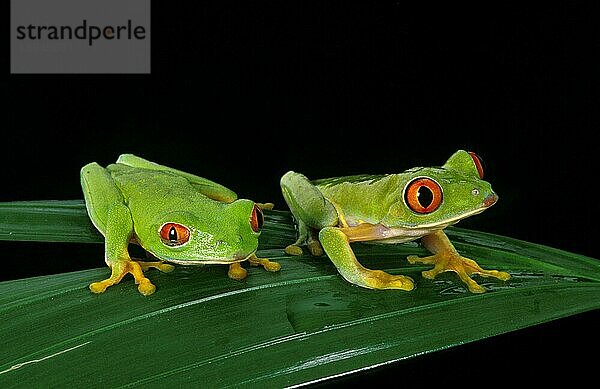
[0,200,102,243]
[1,201,599,387]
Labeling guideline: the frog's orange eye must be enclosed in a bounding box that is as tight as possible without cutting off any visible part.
[468,151,485,179]
[159,223,191,246]
[404,178,443,214]
[250,204,264,233]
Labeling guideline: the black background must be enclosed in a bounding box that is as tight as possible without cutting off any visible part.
[4,1,599,385]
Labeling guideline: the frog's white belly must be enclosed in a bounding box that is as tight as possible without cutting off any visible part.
[370,224,451,244]
[346,206,487,244]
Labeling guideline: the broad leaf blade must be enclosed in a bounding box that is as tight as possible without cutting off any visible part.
[0,200,101,243]
[0,201,599,387]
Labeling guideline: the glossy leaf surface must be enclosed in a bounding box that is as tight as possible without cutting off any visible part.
[1,201,599,387]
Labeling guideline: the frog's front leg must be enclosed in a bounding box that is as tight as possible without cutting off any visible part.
[89,203,157,296]
[319,226,414,291]
[408,230,511,293]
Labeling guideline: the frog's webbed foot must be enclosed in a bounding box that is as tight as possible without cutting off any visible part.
[408,253,511,293]
[408,230,510,293]
[90,259,156,296]
[248,253,281,272]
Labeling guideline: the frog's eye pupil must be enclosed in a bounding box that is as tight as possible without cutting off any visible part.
[168,226,177,242]
[417,186,434,208]
[159,223,191,246]
[405,177,443,214]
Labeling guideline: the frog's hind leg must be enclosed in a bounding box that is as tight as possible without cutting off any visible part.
[280,171,338,256]
[116,154,238,203]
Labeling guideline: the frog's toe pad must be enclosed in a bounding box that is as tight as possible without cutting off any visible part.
[466,282,486,294]
[157,263,175,273]
[489,270,511,281]
[248,256,281,272]
[284,244,303,256]
[228,263,248,280]
[264,261,281,272]
[137,279,156,296]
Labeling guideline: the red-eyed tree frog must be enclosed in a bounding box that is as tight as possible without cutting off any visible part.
[280,150,510,293]
[81,154,280,296]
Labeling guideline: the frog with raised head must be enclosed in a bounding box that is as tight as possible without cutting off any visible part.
[81,154,280,295]
[280,150,510,293]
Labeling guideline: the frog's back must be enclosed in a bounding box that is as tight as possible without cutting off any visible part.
[107,163,194,195]
[313,174,404,223]
[107,163,213,215]
[312,174,389,189]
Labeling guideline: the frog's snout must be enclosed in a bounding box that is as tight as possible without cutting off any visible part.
[483,193,499,207]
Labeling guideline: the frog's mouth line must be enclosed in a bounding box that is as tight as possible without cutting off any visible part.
[413,205,488,230]
[153,251,255,266]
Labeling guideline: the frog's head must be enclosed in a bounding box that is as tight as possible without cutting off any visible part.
[383,150,498,231]
[143,199,264,265]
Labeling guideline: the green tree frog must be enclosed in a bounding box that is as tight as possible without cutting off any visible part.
[280,150,510,293]
[81,154,280,296]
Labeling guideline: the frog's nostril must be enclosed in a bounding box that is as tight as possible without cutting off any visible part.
[483,193,499,207]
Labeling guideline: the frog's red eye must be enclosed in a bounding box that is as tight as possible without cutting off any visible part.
[404,178,443,214]
[250,204,264,232]
[468,151,485,179]
[159,223,191,246]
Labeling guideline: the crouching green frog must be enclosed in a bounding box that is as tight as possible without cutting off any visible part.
[81,154,279,295]
[280,150,510,293]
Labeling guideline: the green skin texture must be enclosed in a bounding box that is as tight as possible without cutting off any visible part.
[81,154,268,295]
[280,150,510,292]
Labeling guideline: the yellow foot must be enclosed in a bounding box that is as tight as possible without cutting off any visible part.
[407,253,511,293]
[228,262,248,280]
[255,202,274,210]
[284,241,323,256]
[90,259,157,296]
[284,244,303,256]
[133,260,175,273]
[307,239,324,256]
[361,270,415,291]
[248,254,281,272]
